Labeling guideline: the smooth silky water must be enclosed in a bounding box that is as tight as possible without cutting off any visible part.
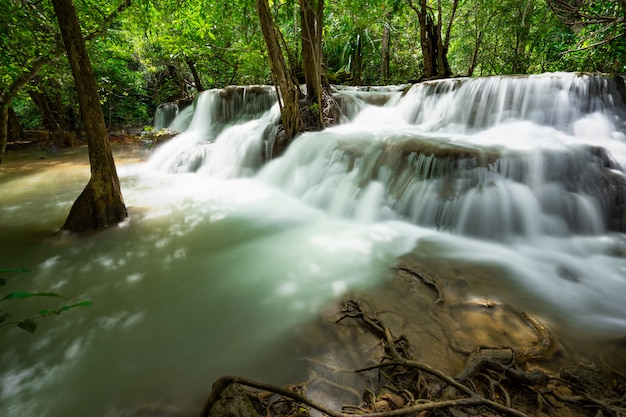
[2,73,626,416]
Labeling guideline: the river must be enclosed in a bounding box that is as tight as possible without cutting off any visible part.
[1,73,625,417]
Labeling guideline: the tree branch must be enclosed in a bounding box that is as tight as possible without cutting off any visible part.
[559,31,624,55]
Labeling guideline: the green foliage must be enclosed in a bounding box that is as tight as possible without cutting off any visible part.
[2,0,624,139]
[0,269,92,335]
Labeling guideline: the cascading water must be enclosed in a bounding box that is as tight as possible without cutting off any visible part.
[148,72,626,329]
[153,102,179,131]
[147,85,279,177]
[1,73,625,417]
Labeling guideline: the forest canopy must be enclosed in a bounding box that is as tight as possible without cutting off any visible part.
[1,0,625,137]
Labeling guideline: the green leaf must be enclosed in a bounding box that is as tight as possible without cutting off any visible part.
[0,268,30,273]
[0,278,5,287]
[0,313,12,324]
[1,292,63,301]
[38,301,93,316]
[59,301,94,312]
[37,309,59,316]
[17,319,37,334]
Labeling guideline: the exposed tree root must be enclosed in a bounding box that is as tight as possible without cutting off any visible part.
[199,273,626,417]
[339,300,530,417]
[396,267,445,304]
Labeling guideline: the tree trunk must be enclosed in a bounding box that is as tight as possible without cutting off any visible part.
[0,56,52,165]
[512,1,534,74]
[351,34,363,86]
[256,0,302,155]
[186,56,205,92]
[27,83,77,147]
[381,12,392,82]
[0,106,8,161]
[467,30,483,77]
[299,0,325,127]
[7,107,24,142]
[52,0,127,232]
[29,89,58,133]
[0,0,130,165]
[408,0,452,79]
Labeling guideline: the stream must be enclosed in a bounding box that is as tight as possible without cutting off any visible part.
[1,73,626,417]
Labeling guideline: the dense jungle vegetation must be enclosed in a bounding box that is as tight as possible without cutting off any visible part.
[1,0,625,139]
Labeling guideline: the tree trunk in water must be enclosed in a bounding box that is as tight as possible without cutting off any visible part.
[52,0,127,232]
[256,0,302,155]
[299,0,325,128]
[299,0,324,109]
[381,12,392,82]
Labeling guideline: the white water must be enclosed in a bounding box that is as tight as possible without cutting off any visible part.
[1,73,626,417]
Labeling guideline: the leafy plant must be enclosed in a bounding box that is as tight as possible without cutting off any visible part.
[0,269,93,334]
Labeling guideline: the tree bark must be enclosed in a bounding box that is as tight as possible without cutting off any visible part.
[186,56,205,92]
[381,12,392,82]
[408,0,452,79]
[299,0,325,128]
[27,81,77,147]
[52,0,127,232]
[256,0,302,150]
[0,106,8,160]
[7,107,24,142]
[0,55,52,164]
[351,33,363,86]
[0,0,130,165]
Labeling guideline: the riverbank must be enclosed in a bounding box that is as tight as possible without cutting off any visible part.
[199,252,626,417]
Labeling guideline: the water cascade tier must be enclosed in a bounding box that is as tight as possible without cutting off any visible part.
[153,73,626,240]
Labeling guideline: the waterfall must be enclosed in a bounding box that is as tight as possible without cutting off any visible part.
[148,73,626,240]
[398,73,626,134]
[154,100,195,132]
[144,72,626,332]
[2,73,626,417]
[153,103,179,131]
[147,85,279,177]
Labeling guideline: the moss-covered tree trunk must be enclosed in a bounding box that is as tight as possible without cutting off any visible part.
[299,0,324,106]
[256,0,302,153]
[52,0,127,232]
